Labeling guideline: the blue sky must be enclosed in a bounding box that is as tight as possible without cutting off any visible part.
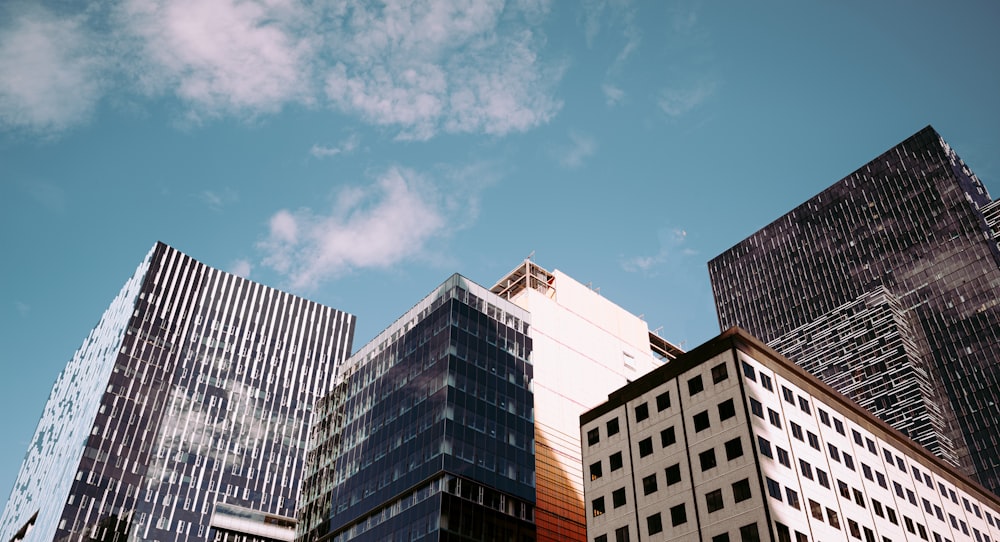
[1,0,998,502]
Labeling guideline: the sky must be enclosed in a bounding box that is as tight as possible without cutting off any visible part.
[1,0,999,505]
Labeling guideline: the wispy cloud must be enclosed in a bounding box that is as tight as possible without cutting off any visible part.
[310,134,360,158]
[199,187,238,211]
[557,131,597,169]
[602,83,625,106]
[658,81,715,117]
[1,0,564,138]
[0,4,105,134]
[621,228,696,273]
[258,165,487,289]
[580,0,641,68]
[229,259,252,278]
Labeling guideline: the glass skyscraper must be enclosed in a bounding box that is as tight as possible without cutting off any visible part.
[0,242,355,542]
[709,126,1000,494]
[296,275,536,542]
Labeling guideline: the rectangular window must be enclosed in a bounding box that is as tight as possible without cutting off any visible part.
[866,438,877,454]
[740,523,760,542]
[768,408,781,427]
[819,408,830,426]
[660,426,676,448]
[776,446,790,468]
[670,503,687,526]
[786,487,801,510]
[854,488,866,508]
[638,437,653,457]
[810,499,823,520]
[817,469,830,488]
[706,488,724,512]
[725,437,743,460]
[853,429,863,445]
[607,418,620,436]
[839,479,851,499]
[609,451,622,471]
[862,463,873,480]
[829,443,840,462]
[827,508,841,529]
[615,526,630,542]
[782,386,795,404]
[700,448,717,471]
[759,373,773,391]
[742,361,756,381]
[587,428,599,446]
[592,497,605,517]
[656,391,670,411]
[718,398,736,421]
[790,421,803,440]
[750,397,764,418]
[776,523,792,542]
[807,431,820,450]
[873,499,884,517]
[766,477,782,501]
[798,396,811,414]
[876,472,887,488]
[665,464,681,485]
[733,478,752,502]
[634,402,649,422]
[612,488,626,508]
[647,513,663,535]
[713,535,730,542]
[589,461,602,481]
[642,474,657,495]
[688,375,704,395]
[694,410,711,432]
[849,519,862,539]
[712,362,728,383]
[800,459,813,479]
[844,453,855,471]
[757,436,773,458]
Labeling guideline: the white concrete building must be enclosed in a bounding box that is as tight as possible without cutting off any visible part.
[492,261,682,542]
[582,328,1000,542]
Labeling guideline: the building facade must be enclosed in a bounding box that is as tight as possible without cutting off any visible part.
[581,328,1000,542]
[708,126,1000,492]
[0,242,355,542]
[491,261,680,542]
[296,275,537,542]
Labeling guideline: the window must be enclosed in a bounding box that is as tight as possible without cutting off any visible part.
[634,403,649,422]
[694,410,711,432]
[656,391,670,411]
[866,438,876,454]
[670,503,687,526]
[733,478,752,502]
[740,523,760,542]
[592,497,605,517]
[896,457,906,472]
[718,399,736,421]
[800,459,813,480]
[776,447,790,468]
[827,508,841,529]
[642,474,657,495]
[607,418,620,436]
[612,488,626,508]
[750,397,764,418]
[819,409,831,426]
[768,408,781,427]
[817,469,830,488]
[807,431,820,450]
[798,396,811,414]
[712,362,728,383]
[638,437,653,457]
[665,464,681,485]
[766,477,782,501]
[757,436,773,458]
[844,453,855,471]
[797,532,809,542]
[849,519,862,539]
[862,463,873,481]
[904,517,915,534]
[854,488,866,507]
[786,487,801,510]
[614,526,630,542]
[776,523,792,542]
[893,481,904,498]
[864,527,877,542]
[838,480,851,499]
[853,429,863,445]
[595,536,607,542]
[782,386,795,404]
[810,499,823,520]
[589,461,602,481]
[647,513,663,535]
[660,426,676,448]
[760,373,773,391]
[689,375,704,395]
[829,443,841,462]
[587,428,599,446]
[876,471,886,488]
[725,437,743,460]
[742,361,756,381]
[700,448,717,471]
[873,499,884,517]
[706,488,724,512]
[609,451,623,471]
[790,421,803,440]
[907,489,916,506]
[713,534,730,542]
[834,418,845,435]
[887,507,897,525]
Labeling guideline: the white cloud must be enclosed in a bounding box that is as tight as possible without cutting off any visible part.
[200,187,238,210]
[117,0,315,119]
[310,134,360,158]
[580,0,641,67]
[0,5,105,133]
[229,259,252,278]
[259,166,462,289]
[658,81,715,117]
[622,228,693,273]
[602,83,624,106]
[557,131,597,169]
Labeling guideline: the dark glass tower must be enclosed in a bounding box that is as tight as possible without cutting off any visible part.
[296,275,536,542]
[709,126,1000,494]
[0,242,355,542]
